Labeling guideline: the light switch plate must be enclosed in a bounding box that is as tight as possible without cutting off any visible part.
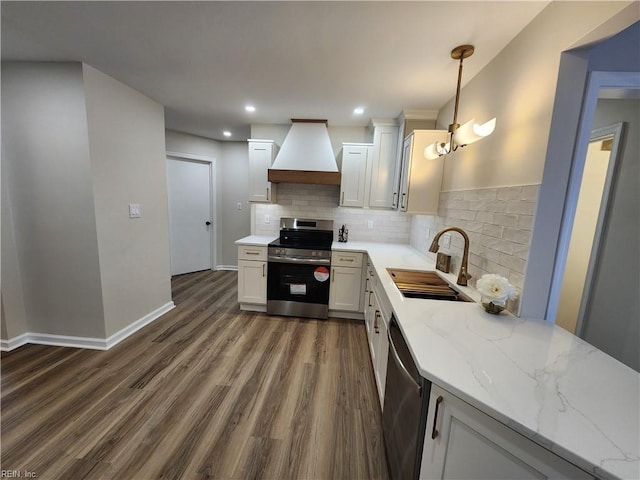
[264,214,270,224]
[367,220,374,229]
[129,203,141,218]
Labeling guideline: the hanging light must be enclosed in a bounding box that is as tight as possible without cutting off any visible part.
[424,45,496,160]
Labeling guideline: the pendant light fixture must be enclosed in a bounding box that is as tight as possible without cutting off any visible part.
[424,45,496,160]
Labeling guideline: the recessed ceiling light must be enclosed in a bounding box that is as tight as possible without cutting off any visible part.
[353,107,365,115]
[223,130,232,137]
[245,105,256,113]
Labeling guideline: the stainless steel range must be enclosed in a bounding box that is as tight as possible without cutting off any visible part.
[267,218,334,319]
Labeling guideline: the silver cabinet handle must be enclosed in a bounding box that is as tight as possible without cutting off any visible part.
[374,310,380,334]
[246,251,260,255]
[341,191,345,205]
[368,290,373,307]
[262,263,266,277]
[392,192,398,207]
[431,395,444,439]
[401,192,407,209]
[332,268,335,282]
[266,187,270,201]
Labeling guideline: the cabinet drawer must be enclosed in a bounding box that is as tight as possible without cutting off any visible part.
[238,245,267,261]
[332,251,364,268]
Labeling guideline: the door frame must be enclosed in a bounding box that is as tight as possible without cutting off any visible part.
[521,67,639,320]
[166,151,217,272]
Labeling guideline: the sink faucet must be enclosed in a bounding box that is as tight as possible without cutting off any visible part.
[429,227,472,286]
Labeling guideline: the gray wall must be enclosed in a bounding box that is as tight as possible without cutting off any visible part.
[1,62,106,337]
[1,61,173,342]
[165,130,250,269]
[219,142,251,267]
[83,64,172,337]
[582,99,639,371]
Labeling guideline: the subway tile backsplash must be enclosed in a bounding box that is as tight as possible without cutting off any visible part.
[253,184,413,243]
[252,183,539,312]
[411,185,540,312]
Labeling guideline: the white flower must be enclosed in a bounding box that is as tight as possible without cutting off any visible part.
[475,274,518,306]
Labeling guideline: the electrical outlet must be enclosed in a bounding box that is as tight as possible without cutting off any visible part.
[129,203,141,218]
[236,202,243,210]
[367,220,374,229]
[264,214,270,224]
[443,233,451,248]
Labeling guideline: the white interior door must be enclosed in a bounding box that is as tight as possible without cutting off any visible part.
[167,158,213,275]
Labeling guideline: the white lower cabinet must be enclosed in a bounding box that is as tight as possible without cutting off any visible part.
[420,384,592,480]
[329,251,364,312]
[363,257,389,408]
[371,303,389,407]
[237,245,268,309]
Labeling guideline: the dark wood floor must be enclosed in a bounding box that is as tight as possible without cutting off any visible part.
[1,270,389,480]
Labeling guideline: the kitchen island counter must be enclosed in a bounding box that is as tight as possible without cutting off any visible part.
[332,241,639,480]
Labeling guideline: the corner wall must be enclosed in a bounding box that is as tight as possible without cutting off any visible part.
[83,64,172,337]
[1,62,106,338]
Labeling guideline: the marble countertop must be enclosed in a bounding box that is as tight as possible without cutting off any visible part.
[334,242,639,480]
[237,236,639,478]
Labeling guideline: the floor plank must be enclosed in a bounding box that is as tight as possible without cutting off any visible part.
[1,270,389,480]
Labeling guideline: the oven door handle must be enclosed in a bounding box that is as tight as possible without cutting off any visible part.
[268,256,331,266]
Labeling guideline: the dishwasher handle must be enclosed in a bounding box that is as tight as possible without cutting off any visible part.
[387,326,422,396]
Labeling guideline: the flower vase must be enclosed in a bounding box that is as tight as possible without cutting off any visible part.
[481,296,505,315]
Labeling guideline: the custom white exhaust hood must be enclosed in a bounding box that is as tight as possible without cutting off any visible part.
[268,120,341,185]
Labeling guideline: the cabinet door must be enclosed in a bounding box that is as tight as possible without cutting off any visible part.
[329,265,363,311]
[340,144,370,208]
[373,304,389,408]
[398,137,412,212]
[420,384,592,480]
[401,130,447,214]
[238,260,267,304]
[369,125,400,209]
[248,141,276,203]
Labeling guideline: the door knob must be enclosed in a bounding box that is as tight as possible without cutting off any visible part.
[205,221,211,226]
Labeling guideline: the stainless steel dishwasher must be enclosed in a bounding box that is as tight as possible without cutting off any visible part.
[382,315,431,480]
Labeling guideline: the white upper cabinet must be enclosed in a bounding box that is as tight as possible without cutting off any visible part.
[398,130,448,214]
[368,120,401,209]
[248,139,278,203]
[339,143,372,208]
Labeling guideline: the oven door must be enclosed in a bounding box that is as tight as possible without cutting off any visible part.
[267,259,331,319]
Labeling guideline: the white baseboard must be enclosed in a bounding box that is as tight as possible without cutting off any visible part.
[105,301,175,349]
[216,265,238,271]
[0,332,31,351]
[0,301,175,352]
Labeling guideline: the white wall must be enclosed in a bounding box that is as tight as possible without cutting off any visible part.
[1,62,106,338]
[83,64,172,337]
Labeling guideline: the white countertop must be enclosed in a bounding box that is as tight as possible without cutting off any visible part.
[235,235,276,246]
[334,242,639,480]
[238,237,639,478]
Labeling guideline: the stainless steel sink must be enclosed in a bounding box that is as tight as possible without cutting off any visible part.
[387,268,473,302]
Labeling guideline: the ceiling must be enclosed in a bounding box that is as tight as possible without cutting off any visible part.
[2,1,550,141]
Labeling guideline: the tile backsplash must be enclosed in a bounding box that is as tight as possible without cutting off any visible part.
[253,184,412,243]
[411,185,539,311]
[253,182,539,312]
